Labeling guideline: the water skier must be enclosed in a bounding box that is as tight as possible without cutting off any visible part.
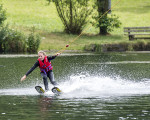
[21,50,60,91]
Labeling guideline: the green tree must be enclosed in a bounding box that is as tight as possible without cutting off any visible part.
[92,0,121,35]
[0,4,7,52]
[47,0,93,34]
[26,28,41,53]
[0,25,26,53]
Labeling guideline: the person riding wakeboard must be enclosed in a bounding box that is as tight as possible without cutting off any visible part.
[21,50,60,92]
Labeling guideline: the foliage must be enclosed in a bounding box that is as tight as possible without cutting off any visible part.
[84,44,102,53]
[26,29,41,53]
[0,25,26,53]
[92,13,121,35]
[84,40,150,52]
[84,44,97,52]
[101,14,120,33]
[0,25,41,53]
[0,4,6,25]
[3,0,150,51]
[132,40,148,51]
[47,0,93,34]
[92,0,121,35]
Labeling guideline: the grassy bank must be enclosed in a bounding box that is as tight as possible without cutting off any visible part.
[2,0,150,51]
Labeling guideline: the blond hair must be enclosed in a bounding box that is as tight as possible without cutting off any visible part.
[38,50,46,56]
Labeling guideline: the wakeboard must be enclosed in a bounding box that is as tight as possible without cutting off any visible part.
[51,87,62,95]
[35,86,62,95]
[35,86,45,94]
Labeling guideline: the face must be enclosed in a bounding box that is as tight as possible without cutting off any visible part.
[38,53,45,61]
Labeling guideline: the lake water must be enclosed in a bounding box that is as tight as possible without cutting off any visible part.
[0,53,150,120]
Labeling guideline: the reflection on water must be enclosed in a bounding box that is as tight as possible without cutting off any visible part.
[1,95,150,120]
[0,53,150,120]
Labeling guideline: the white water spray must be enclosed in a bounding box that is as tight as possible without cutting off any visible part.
[59,74,150,98]
[0,74,150,98]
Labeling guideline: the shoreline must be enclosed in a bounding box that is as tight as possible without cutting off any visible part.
[1,51,150,58]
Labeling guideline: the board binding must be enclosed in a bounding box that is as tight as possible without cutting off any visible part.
[51,87,62,95]
[35,86,62,95]
[35,86,45,94]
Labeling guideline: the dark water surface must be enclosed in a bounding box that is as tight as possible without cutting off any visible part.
[0,53,150,120]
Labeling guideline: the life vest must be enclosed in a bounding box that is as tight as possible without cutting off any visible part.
[38,56,53,74]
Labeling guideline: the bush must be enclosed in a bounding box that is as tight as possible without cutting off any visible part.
[92,0,121,35]
[84,44,102,53]
[92,13,121,35]
[0,4,6,25]
[0,25,7,52]
[145,41,150,51]
[132,40,148,51]
[0,4,40,54]
[26,30,41,53]
[48,0,93,34]
[0,25,41,53]
[84,44,96,52]
[95,44,102,53]
[0,25,26,53]
[84,41,150,53]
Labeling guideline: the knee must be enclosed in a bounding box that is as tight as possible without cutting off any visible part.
[42,75,47,80]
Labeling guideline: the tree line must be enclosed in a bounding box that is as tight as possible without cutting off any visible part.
[0,0,122,53]
[47,0,121,35]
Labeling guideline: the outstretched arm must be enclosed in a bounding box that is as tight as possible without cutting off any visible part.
[20,61,39,82]
[47,53,61,60]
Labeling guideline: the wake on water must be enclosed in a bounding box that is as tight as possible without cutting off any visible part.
[1,74,150,98]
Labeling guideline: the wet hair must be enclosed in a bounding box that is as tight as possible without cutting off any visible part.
[38,50,46,56]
